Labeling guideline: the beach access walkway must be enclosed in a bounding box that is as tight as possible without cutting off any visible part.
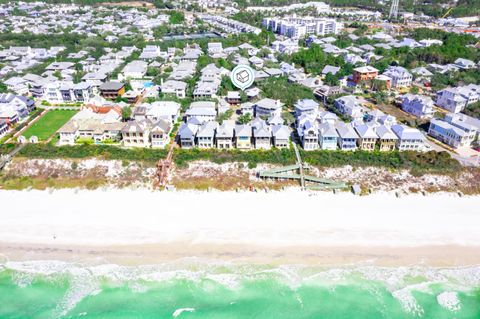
[0,143,26,171]
[258,143,347,190]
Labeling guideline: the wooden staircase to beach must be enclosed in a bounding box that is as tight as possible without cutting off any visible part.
[155,140,175,189]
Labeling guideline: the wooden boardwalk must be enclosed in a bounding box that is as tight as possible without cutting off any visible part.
[258,143,347,190]
[0,143,26,171]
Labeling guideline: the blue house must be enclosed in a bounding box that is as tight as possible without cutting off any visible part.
[318,122,338,150]
[335,123,359,150]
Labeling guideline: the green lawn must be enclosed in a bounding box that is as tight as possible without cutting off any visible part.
[21,109,78,141]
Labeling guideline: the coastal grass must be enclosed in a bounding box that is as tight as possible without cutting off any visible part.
[2,143,464,176]
[0,176,108,190]
[14,143,168,162]
[21,109,78,141]
[173,148,462,175]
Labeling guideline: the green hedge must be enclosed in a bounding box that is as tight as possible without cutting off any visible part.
[173,148,296,168]
[3,143,463,175]
[174,148,461,175]
[301,150,462,175]
[0,143,16,155]
[16,144,168,162]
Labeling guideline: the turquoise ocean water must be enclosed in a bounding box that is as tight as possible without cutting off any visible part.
[0,260,479,319]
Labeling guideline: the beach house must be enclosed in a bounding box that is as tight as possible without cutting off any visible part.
[354,124,378,151]
[271,125,291,148]
[297,117,319,151]
[428,118,476,148]
[160,80,187,98]
[216,121,235,149]
[254,98,284,118]
[336,123,359,151]
[235,124,253,150]
[318,122,338,150]
[401,94,435,119]
[294,99,319,118]
[375,125,398,151]
[382,66,412,88]
[197,121,218,148]
[391,124,425,151]
[178,122,199,148]
[252,118,272,149]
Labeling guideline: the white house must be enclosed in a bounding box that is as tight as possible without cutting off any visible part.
[401,94,435,119]
[160,80,187,98]
[255,98,284,118]
[382,66,412,88]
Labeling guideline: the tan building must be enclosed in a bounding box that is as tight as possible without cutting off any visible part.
[355,124,378,151]
[375,125,398,151]
[235,124,252,149]
[352,66,379,84]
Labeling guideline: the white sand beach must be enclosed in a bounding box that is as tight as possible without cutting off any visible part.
[0,189,479,266]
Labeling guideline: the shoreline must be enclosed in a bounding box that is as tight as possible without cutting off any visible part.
[2,242,480,268]
[1,188,480,267]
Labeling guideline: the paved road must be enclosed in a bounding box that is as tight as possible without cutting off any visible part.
[424,138,480,167]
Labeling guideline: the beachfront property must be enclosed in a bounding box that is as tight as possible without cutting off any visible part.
[391,124,425,151]
[318,122,338,150]
[428,118,476,148]
[216,121,235,149]
[121,118,172,148]
[252,118,273,150]
[197,121,218,149]
[235,124,253,149]
[272,125,291,148]
[354,123,378,151]
[336,123,359,151]
[58,107,125,145]
[401,94,435,119]
[297,116,319,150]
[375,125,398,151]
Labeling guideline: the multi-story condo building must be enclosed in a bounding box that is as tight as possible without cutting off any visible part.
[263,17,342,38]
[445,113,480,141]
[44,81,94,104]
[428,118,476,148]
